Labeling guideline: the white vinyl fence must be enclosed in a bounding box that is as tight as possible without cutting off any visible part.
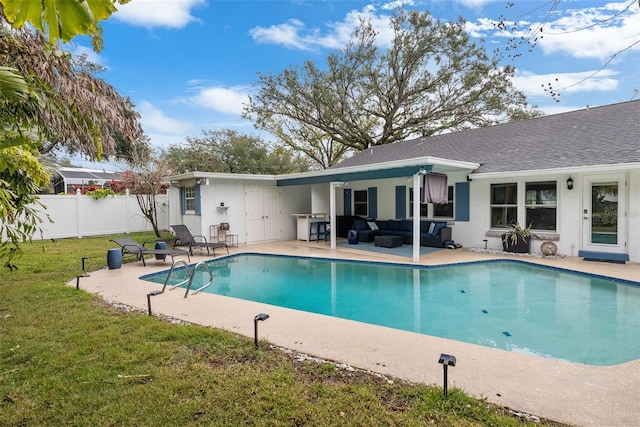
[27,192,169,240]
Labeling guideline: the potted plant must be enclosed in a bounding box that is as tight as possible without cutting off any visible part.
[501,223,537,253]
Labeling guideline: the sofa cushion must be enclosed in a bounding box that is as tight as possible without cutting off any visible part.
[432,221,448,236]
[386,220,401,231]
[367,221,379,231]
[400,220,412,232]
[375,220,387,230]
[353,219,370,231]
[420,221,430,233]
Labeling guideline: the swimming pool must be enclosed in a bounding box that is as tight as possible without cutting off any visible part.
[142,254,640,366]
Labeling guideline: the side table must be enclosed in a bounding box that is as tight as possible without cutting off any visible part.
[225,234,238,247]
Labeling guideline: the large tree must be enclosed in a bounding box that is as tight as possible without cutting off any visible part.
[244,9,541,169]
[121,142,167,239]
[0,20,144,159]
[0,0,127,52]
[0,2,143,268]
[161,129,310,175]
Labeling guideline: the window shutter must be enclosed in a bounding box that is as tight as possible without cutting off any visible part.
[368,187,377,219]
[395,186,406,219]
[455,182,470,221]
[343,189,352,216]
[195,185,201,215]
[180,187,186,214]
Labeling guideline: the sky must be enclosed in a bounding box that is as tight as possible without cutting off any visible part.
[67,0,640,169]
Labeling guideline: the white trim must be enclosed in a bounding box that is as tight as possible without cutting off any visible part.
[470,162,640,180]
[276,156,480,181]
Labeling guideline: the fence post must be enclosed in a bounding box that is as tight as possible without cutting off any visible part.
[125,189,130,234]
[75,188,83,238]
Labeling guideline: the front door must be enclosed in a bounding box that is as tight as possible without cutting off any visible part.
[581,174,627,254]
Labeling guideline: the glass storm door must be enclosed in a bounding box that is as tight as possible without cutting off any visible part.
[582,175,626,254]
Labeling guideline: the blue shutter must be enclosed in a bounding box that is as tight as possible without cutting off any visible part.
[195,185,201,215]
[395,186,406,219]
[343,189,352,216]
[180,187,186,214]
[368,187,377,219]
[455,182,470,221]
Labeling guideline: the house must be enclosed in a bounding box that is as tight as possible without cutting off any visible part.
[48,167,123,194]
[167,100,640,263]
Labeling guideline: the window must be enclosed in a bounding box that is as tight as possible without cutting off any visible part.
[491,183,517,228]
[354,190,368,216]
[525,181,557,230]
[408,189,428,217]
[185,186,196,211]
[433,186,454,218]
[409,186,454,218]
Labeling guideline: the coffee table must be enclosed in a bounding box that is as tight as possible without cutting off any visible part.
[374,235,403,248]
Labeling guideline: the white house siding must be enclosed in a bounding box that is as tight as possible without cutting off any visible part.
[281,185,313,240]
[455,170,640,263]
[166,166,639,263]
[627,170,639,262]
[169,178,313,245]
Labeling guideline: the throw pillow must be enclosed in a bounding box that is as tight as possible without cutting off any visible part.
[367,221,379,231]
[428,222,436,235]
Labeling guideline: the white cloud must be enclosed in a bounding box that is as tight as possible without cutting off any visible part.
[454,0,498,9]
[188,86,251,115]
[381,0,415,11]
[537,6,640,61]
[71,45,106,68]
[249,19,313,50]
[138,101,193,135]
[512,69,619,98]
[113,0,205,28]
[249,5,396,51]
[471,1,640,61]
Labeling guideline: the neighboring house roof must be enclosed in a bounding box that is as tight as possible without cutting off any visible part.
[53,167,122,186]
[332,100,640,176]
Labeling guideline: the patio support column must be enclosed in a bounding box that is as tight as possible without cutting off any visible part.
[330,182,344,250]
[412,174,421,263]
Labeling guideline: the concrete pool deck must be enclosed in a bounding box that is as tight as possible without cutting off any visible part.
[70,241,640,427]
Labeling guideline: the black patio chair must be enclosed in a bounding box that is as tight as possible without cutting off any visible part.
[170,224,229,256]
[111,237,190,267]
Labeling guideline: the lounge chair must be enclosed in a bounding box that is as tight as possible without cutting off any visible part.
[111,237,190,266]
[171,224,229,256]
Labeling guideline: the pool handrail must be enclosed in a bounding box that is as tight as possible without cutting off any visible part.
[184,261,214,298]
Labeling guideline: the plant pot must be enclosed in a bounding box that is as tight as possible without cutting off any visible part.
[501,234,531,253]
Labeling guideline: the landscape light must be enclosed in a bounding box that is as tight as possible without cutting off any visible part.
[254,313,270,348]
[146,290,163,316]
[438,353,457,397]
[76,256,92,289]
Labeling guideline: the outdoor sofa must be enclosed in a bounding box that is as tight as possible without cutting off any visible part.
[352,218,452,248]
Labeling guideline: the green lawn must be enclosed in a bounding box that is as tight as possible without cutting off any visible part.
[0,232,563,426]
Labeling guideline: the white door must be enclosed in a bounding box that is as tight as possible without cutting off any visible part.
[581,174,627,254]
[263,188,282,241]
[245,187,282,243]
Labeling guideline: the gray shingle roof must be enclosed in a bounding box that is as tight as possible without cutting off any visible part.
[332,100,640,174]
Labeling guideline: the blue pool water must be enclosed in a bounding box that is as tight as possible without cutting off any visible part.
[141,254,640,366]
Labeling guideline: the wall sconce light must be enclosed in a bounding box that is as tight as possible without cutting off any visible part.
[566,176,574,190]
[254,313,270,348]
[438,353,456,397]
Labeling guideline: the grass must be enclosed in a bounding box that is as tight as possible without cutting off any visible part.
[0,232,564,426]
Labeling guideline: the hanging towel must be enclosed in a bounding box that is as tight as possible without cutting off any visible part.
[421,173,448,204]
